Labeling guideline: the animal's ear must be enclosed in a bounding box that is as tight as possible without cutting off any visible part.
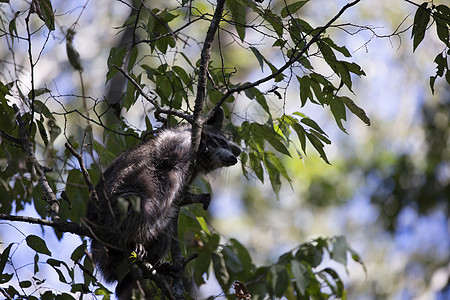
[206,107,224,128]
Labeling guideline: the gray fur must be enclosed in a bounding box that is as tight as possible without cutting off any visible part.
[86,109,240,297]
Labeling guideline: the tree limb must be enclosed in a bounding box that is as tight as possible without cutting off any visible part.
[0,214,90,237]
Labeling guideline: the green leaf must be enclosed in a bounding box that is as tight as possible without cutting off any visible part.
[290,260,309,295]
[306,132,330,164]
[250,47,265,72]
[55,293,76,300]
[226,0,247,41]
[26,235,51,256]
[266,10,284,37]
[295,241,324,268]
[268,265,289,297]
[335,61,352,90]
[0,243,13,275]
[266,133,291,157]
[8,11,19,44]
[245,86,270,114]
[342,61,366,76]
[321,268,344,297]
[433,52,447,77]
[173,66,191,85]
[249,152,264,182]
[311,129,331,145]
[47,259,72,284]
[251,123,291,157]
[37,0,55,31]
[19,280,32,288]
[411,2,431,52]
[430,75,437,94]
[230,239,253,278]
[263,152,282,196]
[284,115,307,154]
[249,48,284,81]
[298,76,311,107]
[340,96,370,126]
[300,118,327,136]
[331,236,349,265]
[281,1,309,18]
[223,246,243,273]
[106,47,127,83]
[47,119,61,142]
[70,241,86,262]
[123,75,138,111]
[323,37,351,57]
[211,252,230,289]
[264,152,291,182]
[329,97,347,133]
[32,99,52,120]
[196,216,212,236]
[34,253,39,274]
[0,273,13,284]
[127,46,138,72]
[37,119,49,147]
[194,249,211,285]
[63,169,89,222]
[434,5,450,46]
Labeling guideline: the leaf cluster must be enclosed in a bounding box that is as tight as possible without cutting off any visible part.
[179,211,365,299]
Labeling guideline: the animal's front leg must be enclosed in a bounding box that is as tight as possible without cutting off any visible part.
[178,192,211,210]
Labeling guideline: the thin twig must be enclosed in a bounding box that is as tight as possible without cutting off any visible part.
[64,142,99,203]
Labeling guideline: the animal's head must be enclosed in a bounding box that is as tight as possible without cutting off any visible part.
[196,108,241,173]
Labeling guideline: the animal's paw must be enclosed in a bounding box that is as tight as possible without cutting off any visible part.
[133,243,147,261]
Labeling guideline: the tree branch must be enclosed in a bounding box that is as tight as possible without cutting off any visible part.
[0,214,90,237]
[190,0,226,158]
[65,142,99,203]
[169,1,227,299]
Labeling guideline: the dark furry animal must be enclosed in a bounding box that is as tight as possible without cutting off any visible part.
[86,109,240,298]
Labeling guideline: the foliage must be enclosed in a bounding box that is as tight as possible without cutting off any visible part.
[0,0,448,299]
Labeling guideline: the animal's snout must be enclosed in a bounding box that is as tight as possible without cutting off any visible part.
[225,154,238,166]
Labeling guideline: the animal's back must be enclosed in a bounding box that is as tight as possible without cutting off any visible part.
[87,127,193,283]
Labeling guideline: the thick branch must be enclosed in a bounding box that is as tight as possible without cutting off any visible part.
[207,0,362,120]
[0,214,90,237]
[169,1,226,299]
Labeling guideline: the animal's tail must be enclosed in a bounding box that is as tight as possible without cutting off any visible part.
[115,273,133,299]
